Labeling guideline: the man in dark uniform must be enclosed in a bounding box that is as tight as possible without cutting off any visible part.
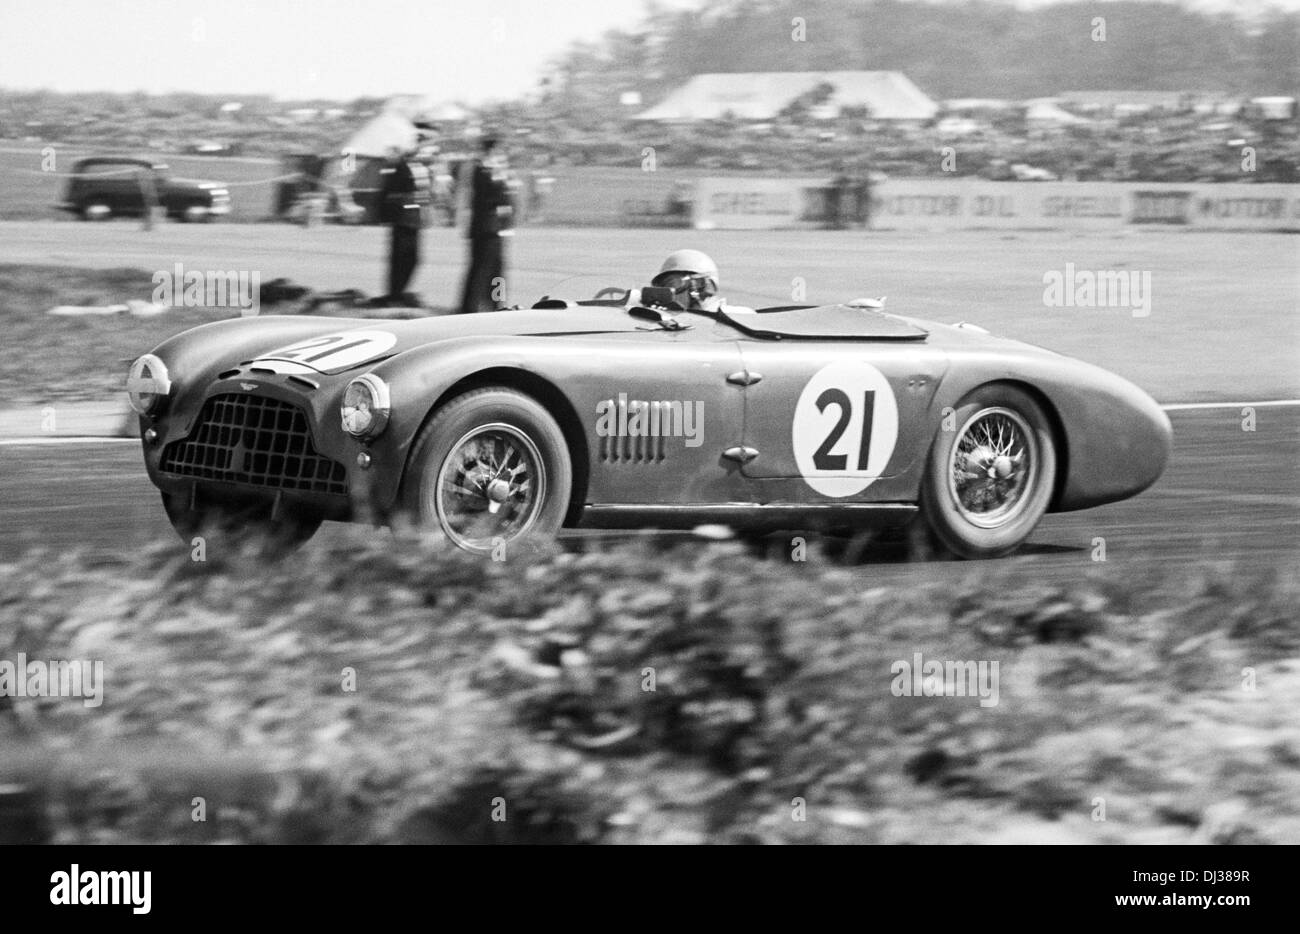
[830,163,852,230]
[458,135,515,313]
[852,172,872,228]
[378,135,432,306]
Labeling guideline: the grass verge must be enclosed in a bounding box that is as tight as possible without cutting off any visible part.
[0,263,441,409]
[1,530,1296,844]
[0,264,233,407]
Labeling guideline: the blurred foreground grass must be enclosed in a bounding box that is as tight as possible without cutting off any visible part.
[1,531,1297,844]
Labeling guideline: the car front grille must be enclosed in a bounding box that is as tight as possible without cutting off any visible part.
[161,393,347,495]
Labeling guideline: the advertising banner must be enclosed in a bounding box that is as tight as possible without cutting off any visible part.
[692,176,831,230]
[688,177,1300,232]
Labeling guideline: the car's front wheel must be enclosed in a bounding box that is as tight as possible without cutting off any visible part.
[401,388,572,555]
[160,492,321,554]
[918,384,1057,559]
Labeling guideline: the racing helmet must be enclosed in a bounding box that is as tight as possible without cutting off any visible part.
[652,249,719,298]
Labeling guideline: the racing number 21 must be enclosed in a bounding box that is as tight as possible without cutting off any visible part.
[274,334,365,364]
[793,360,898,496]
[263,330,397,371]
[813,389,875,471]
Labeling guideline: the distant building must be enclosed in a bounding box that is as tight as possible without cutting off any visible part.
[1023,98,1091,127]
[1058,90,1237,116]
[943,98,1014,113]
[636,71,938,122]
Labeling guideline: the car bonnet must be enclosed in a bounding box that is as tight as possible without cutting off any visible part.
[244,306,650,375]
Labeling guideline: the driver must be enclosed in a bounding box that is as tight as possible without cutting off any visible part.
[651,249,720,308]
[639,249,755,314]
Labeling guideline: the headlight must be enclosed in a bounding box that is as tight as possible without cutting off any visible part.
[126,354,171,415]
[341,374,391,439]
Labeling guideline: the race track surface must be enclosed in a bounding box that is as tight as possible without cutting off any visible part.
[2,409,1295,580]
[1,221,1294,579]
[0,221,1297,403]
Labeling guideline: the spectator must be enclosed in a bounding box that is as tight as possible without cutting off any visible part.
[852,172,872,227]
[458,134,516,314]
[378,138,432,306]
[829,165,852,229]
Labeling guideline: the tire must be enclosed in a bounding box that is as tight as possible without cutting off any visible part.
[918,384,1057,559]
[161,492,321,554]
[401,387,572,555]
[80,200,112,221]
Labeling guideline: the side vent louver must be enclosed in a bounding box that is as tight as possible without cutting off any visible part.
[599,431,668,464]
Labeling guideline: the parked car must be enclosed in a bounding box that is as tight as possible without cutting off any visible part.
[183,140,244,157]
[57,157,231,221]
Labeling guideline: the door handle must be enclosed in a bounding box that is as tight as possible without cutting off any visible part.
[722,445,759,464]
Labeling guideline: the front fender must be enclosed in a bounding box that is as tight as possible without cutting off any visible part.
[927,342,1171,512]
[359,337,586,512]
[1039,363,1172,511]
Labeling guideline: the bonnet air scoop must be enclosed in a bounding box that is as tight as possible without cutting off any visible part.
[721,304,929,341]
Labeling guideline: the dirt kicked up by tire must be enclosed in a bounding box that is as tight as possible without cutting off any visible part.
[161,490,323,553]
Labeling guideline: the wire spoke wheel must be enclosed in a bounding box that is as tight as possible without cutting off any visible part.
[919,386,1056,559]
[948,406,1038,529]
[403,388,572,557]
[432,423,547,552]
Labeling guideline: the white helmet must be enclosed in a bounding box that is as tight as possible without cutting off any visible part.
[652,249,719,296]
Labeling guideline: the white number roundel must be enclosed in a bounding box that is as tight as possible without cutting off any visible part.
[791,360,899,497]
[259,330,397,372]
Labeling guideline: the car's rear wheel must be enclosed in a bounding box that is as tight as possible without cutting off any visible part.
[918,384,1057,559]
[80,200,112,221]
[160,492,321,554]
[401,388,571,555]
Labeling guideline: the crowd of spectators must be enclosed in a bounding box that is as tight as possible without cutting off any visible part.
[501,103,1299,184]
[3,90,1296,185]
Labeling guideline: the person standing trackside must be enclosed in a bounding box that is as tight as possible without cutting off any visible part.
[852,172,872,228]
[458,135,515,314]
[830,164,852,230]
[138,165,160,231]
[378,133,433,307]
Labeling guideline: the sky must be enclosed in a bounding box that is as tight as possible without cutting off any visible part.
[0,0,698,103]
[0,0,1295,103]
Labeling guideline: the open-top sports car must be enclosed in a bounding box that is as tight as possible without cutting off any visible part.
[126,272,1171,559]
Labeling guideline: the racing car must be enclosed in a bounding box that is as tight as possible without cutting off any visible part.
[126,258,1171,559]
